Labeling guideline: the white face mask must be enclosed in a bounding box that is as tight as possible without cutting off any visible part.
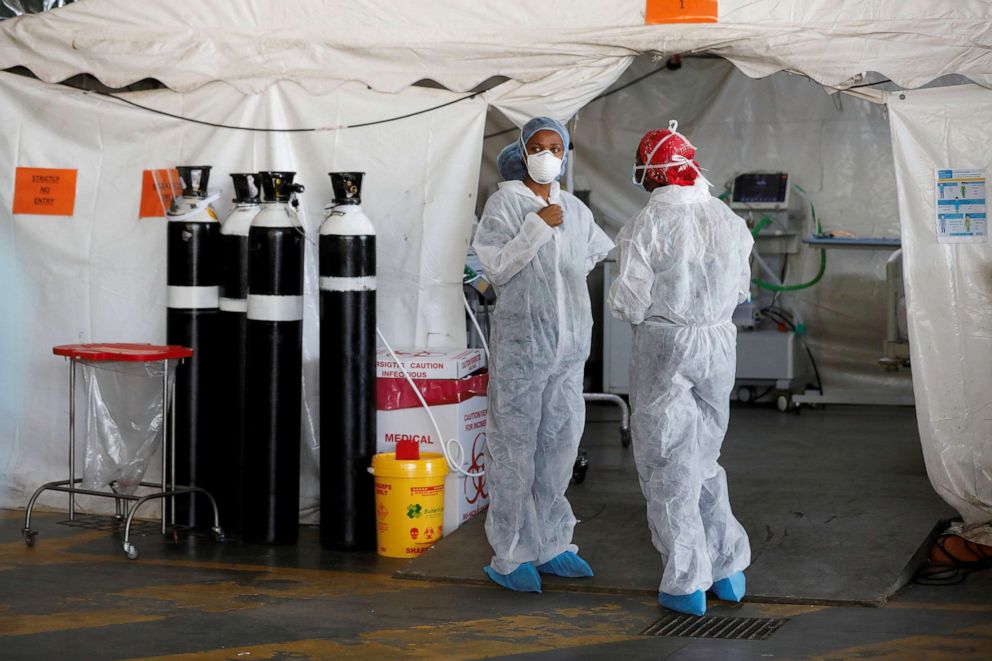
[525,150,563,185]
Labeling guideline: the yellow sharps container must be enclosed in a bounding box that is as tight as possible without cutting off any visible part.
[370,451,448,558]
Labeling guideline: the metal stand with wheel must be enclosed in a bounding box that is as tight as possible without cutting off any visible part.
[582,393,631,448]
[570,393,632,485]
[21,343,225,560]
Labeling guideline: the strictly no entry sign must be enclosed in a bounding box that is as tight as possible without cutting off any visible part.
[13,167,78,216]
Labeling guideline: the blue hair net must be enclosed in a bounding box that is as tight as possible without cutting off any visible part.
[497,117,570,182]
[497,142,528,182]
[520,116,570,154]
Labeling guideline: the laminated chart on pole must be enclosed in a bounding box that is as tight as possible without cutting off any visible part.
[935,169,987,244]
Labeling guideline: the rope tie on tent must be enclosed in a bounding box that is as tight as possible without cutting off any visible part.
[91,89,484,133]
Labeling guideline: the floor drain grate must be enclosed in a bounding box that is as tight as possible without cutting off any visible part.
[640,615,788,640]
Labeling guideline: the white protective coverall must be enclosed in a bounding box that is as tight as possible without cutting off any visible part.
[474,179,614,575]
[609,178,753,595]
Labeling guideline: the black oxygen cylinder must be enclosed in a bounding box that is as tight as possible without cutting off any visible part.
[167,165,221,529]
[217,172,261,531]
[319,172,377,550]
[242,171,306,544]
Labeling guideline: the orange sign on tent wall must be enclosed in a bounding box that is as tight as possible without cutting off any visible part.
[12,167,78,216]
[646,0,718,24]
[139,169,181,218]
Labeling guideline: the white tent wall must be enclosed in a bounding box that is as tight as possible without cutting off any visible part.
[0,72,488,516]
[888,85,992,543]
[480,56,912,396]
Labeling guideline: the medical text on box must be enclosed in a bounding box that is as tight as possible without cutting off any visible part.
[646,0,718,24]
[12,167,78,216]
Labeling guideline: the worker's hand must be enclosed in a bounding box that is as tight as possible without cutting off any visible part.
[538,204,564,228]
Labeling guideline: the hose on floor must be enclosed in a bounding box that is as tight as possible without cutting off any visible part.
[913,531,992,586]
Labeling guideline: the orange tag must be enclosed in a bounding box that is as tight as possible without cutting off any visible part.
[646,0,718,24]
[12,167,78,216]
[139,169,181,218]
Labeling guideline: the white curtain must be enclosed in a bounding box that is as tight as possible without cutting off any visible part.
[0,72,487,515]
[888,84,992,543]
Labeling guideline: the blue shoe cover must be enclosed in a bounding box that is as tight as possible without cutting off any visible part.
[537,551,594,578]
[483,563,542,593]
[659,590,706,616]
[711,571,746,603]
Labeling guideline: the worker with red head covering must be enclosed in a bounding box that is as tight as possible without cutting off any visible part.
[610,121,753,617]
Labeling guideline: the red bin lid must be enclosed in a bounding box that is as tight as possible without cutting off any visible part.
[52,343,193,362]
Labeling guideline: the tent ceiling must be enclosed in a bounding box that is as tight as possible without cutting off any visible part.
[0,0,989,94]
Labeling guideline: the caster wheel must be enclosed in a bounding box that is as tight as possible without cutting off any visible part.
[23,530,37,547]
[123,543,139,560]
[212,527,226,543]
[776,395,792,413]
[737,386,754,404]
[620,427,632,448]
[571,452,590,485]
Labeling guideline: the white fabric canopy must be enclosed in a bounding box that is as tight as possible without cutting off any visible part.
[888,84,992,543]
[0,0,990,94]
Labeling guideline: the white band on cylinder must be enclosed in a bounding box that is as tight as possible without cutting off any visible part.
[219,297,248,313]
[167,286,220,309]
[248,295,304,321]
[319,275,377,292]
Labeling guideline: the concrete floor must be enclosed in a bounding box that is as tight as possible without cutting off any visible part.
[402,405,953,605]
[2,405,990,660]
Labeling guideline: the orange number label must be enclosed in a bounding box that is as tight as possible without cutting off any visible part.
[646,0,718,24]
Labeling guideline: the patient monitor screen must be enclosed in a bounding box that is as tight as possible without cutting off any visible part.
[731,173,790,209]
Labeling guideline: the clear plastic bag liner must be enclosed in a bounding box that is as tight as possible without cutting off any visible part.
[79,359,175,495]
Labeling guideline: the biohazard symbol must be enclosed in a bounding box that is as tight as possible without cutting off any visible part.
[424,527,435,540]
[465,431,488,505]
[407,503,423,519]
[377,503,389,520]
[410,527,419,540]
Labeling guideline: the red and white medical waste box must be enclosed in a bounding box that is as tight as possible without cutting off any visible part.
[376,348,489,533]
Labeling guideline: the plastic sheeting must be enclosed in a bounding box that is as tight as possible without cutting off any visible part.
[482,57,913,396]
[79,360,174,495]
[0,0,990,94]
[0,71,487,516]
[888,85,992,544]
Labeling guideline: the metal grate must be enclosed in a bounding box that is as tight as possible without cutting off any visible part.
[640,615,788,640]
[58,515,177,538]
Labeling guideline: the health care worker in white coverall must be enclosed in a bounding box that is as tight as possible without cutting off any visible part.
[473,117,614,593]
[609,121,753,616]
